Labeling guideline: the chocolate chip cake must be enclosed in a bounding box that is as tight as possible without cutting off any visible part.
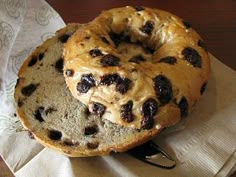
[63,6,210,129]
[14,24,164,157]
[15,6,210,157]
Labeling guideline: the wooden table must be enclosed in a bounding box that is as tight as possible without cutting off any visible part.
[1,1,236,176]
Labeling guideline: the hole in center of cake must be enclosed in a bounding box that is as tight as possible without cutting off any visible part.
[108,32,153,63]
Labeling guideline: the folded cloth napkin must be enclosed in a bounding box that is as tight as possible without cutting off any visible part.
[0,1,236,177]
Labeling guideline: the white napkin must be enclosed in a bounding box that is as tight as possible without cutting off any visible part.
[0,1,236,177]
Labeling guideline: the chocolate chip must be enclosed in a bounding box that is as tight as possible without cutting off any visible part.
[91,102,106,117]
[84,125,98,135]
[85,36,90,39]
[101,36,109,44]
[100,73,120,86]
[28,53,45,67]
[200,82,207,95]
[120,100,134,123]
[48,129,62,140]
[140,21,154,35]
[158,56,177,65]
[63,150,72,154]
[108,32,121,46]
[141,98,158,118]
[134,6,144,11]
[153,75,173,104]
[144,46,155,54]
[108,32,130,47]
[100,74,131,94]
[18,99,23,107]
[77,74,95,93]
[129,55,146,63]
[182,47,202,68]
[28,56,38,66]
[119,33,130,43]
[116,77,132,94]
[63,140,74,146]
[63,140,79,146]
[15,78,20,88]
[38,53,44,61]
[89,48,103,57]
[81,74,96,85]
[177,96,188,118]
[141,116,154,130]
[182,21,191,29]
[14,113,17,117]
[59,34,71,43]
[85,107,91,116]
[77,82,91,93]
[21,83,38,96]
[45,107,57,115]
[198,40,208,51]
[101,54,120,67]
[34,106,44,122]
[55,58,64,73]
[28,130,35,139]
[65,69,74,77]
[86,142,99,149]
[133,40,142,46]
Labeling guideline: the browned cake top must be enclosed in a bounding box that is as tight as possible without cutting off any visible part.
[63,6,210,129]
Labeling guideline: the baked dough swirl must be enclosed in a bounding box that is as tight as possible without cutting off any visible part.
[63,6,210,129]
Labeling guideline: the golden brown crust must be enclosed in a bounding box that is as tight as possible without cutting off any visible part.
[63,6,210,129]
[33,126,161,157]
[17,108,161,157]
